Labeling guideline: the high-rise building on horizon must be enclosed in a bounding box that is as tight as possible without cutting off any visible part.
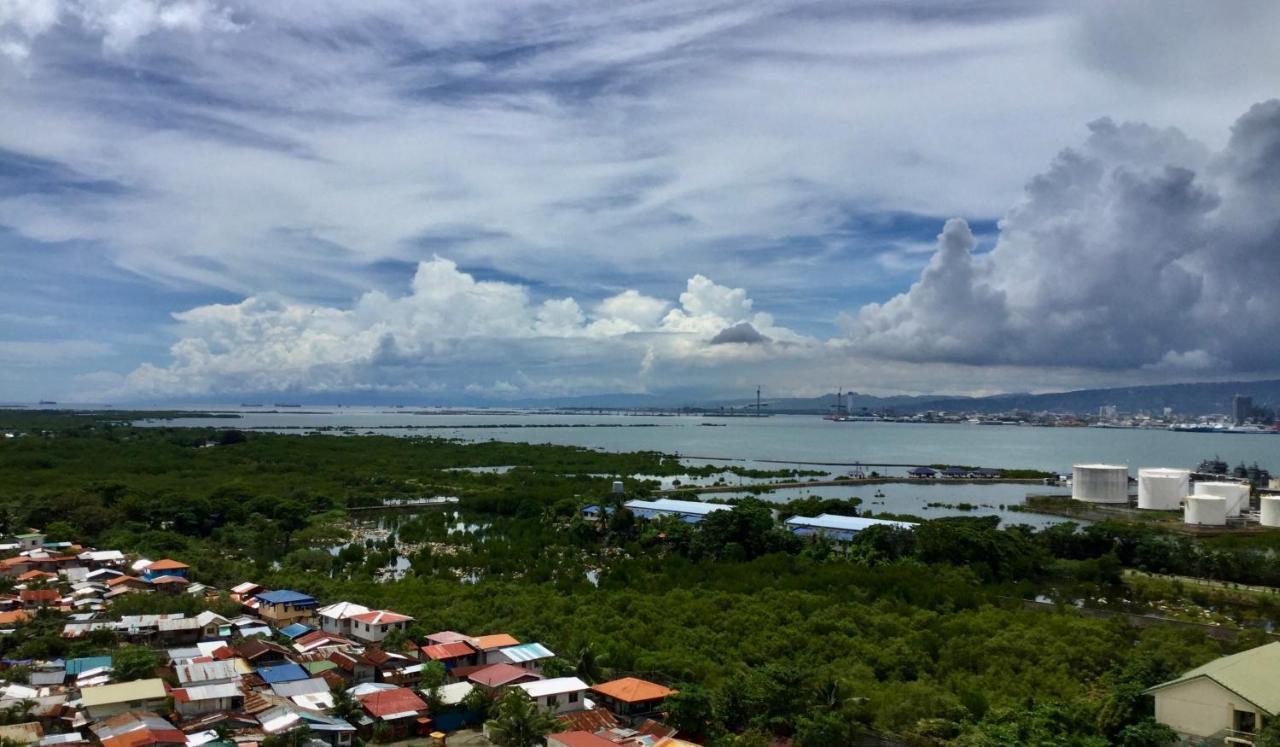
[1232,394,1253,425]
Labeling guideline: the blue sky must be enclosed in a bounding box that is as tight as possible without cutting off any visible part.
[2,0,1279,403]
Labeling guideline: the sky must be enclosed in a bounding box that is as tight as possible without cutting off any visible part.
[1,0,1279,404]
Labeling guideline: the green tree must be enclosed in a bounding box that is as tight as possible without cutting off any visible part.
[573,642,605,684]
[486,689,560,747]
[112,645,160,682]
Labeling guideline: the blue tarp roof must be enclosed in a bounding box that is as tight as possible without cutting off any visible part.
[255,590,316,605]
[66,656,113,675]
[278,623,313,639]
[256,662,309,684]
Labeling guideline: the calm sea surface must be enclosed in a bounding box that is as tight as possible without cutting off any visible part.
[143,408,1279,475]
[136,408,1280,526]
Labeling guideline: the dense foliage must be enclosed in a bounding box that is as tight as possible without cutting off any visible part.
[0,411,1271,745]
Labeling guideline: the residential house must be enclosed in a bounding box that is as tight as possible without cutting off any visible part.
[20,589,61,609]
[174,660,241,688]
[316,602,369,638]
[37,732,90,747]
[255,663,310,687]
[15,534,44,551]
[465,663,541,694]
[326,651,376,685]
[297,711,355,747]
[171,683,244,719]
[468,634,521,665]
[347,610,412,645]
[516,677,589,715]
[908,467,937,478]
[355,686,429,740]
[228,582,262,603]
[420,641,478,673]
[79,680,168,719]
[362,649,420,687]
[90,712,186,747]
[253,590,318,625]
[105,577,148,594]
[156,612,229,644]
[236,639,293,666]
[1146,641,1280,743]
[590,678,675,725]
[496,643,555,673]
[139,560,188,583]
[547,732,617,747]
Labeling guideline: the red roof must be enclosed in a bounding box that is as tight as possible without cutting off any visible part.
[351,610,412,626]
[422,641,474,661]
[20,589,59,602]
[549,732,617,747]
[466,663,540,688]
[357,687,427,718]
[146,559,189,571]
[16,570,55,581]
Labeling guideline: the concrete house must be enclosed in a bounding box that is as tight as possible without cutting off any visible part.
[1146,641,1280,743]
[347,610,412,645]
[590,677,676,725]
[317,602,370,638]
[515,676,589,715]
[253,590,318,625]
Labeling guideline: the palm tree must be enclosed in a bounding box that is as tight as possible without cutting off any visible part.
[486,689,560,747]
[573,643,606,684]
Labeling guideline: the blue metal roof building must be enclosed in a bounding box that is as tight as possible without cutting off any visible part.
[255,590,317,607]
[785,514,917,543]
[65,656,113,675]
[624,498,732,524]
[278,623,313,639]
[256,662,310,684]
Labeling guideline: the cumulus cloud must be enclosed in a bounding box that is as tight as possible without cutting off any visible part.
[0,0,235,60]
[96,258,814,399]
[709,322,767,345]
[847,100,1280,374]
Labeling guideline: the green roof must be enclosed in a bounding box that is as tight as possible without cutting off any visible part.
[304,660,337,674]
[1146,641,1280,714]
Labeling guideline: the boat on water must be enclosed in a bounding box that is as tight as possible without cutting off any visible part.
[37,400,57,405]
[273,403,303,408]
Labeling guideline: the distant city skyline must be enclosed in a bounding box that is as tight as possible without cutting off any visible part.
[2,1,1279,403]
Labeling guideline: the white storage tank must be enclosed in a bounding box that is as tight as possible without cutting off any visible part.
[1137,468,1190,510]
[1072,464,1130,504]
[1193,481,1250,516]
[1185,495,1228,526]
[1260,496,1280,527]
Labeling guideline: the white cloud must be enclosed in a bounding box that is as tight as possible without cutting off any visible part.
[97,258,816,399]
[848,100,1280,373]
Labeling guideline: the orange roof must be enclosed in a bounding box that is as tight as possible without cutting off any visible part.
[16,570,55,581]
[146,559,189,571]
[0,557,28,569]
[470,633,519,650]
[108,576,142,587]
[0,610,31,625]
[591,677,675,704]
[549,732,616,747]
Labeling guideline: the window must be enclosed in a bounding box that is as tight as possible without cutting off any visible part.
[1234,709,1257,734]
[568,692,578,703]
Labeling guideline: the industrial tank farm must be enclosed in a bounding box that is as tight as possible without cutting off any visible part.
[1137,468,1189,510]
[1072,464,1130,504]
[1185,495,1229,526]
[1192,481,1251,517]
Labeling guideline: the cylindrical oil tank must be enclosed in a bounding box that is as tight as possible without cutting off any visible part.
[1260,496,1280,527]
[1137,468,1190,510]
[1185,495,1228,526]
[1072,464,1129,503]
[1193,481,1250,516]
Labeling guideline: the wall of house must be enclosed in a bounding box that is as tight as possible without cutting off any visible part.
[1154,677,1262,738]
[534,690,586,715]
